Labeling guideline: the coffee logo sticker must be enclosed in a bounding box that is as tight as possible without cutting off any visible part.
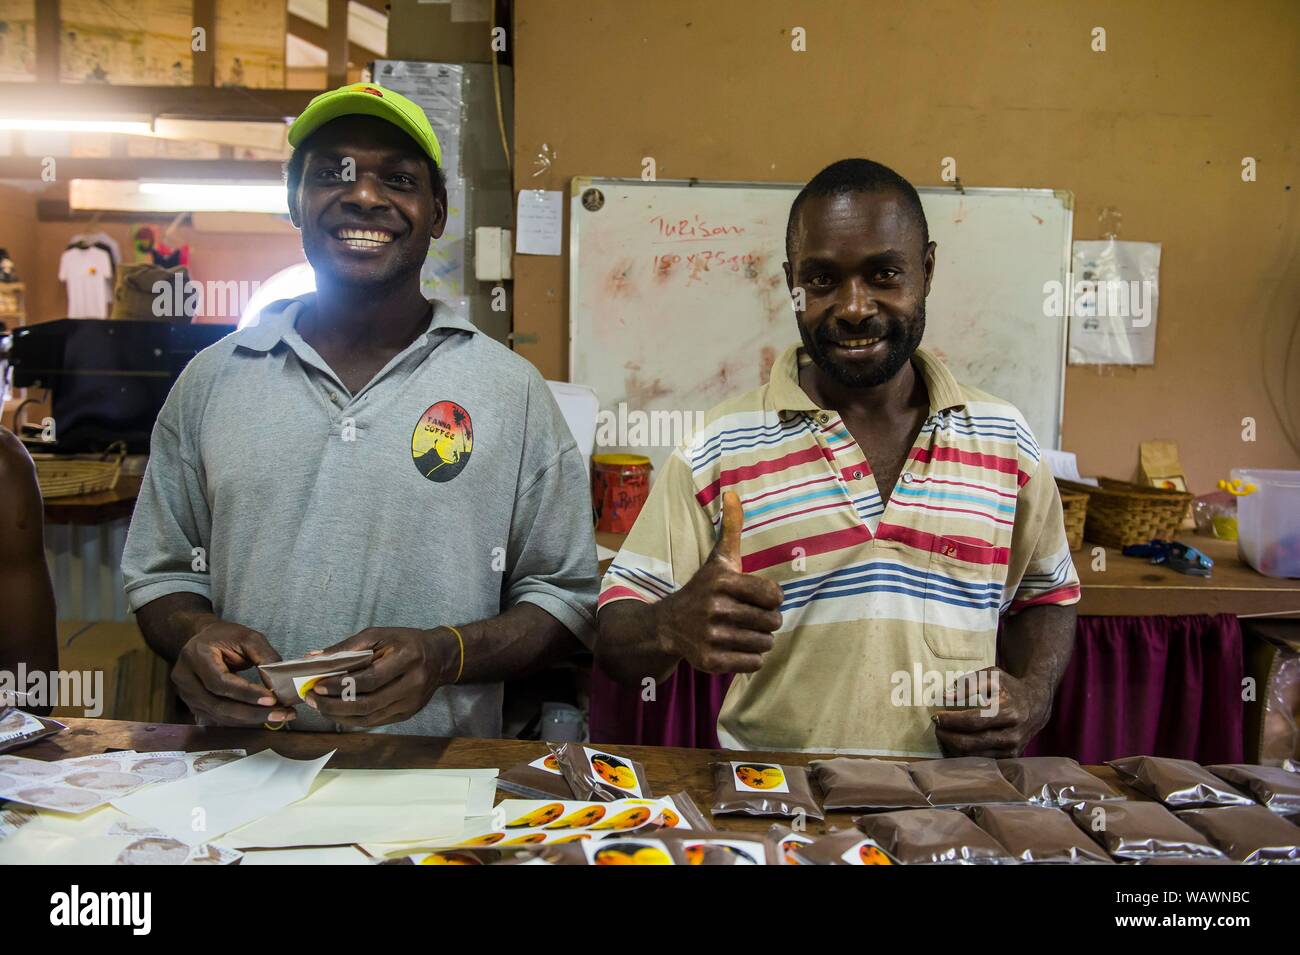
[732,761,790,794]
[585,747,642,796]
[528,752,562,776]
[841,839,893,866]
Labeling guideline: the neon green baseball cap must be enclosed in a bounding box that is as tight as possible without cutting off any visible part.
[288,82,442,167]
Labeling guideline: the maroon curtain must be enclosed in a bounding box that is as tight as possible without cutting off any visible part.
[591,614,1246,763]
[1026,613,1245,764]
[589,660,732,749]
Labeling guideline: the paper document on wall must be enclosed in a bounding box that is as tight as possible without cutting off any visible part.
[516,190,564,255]
[1068,239,1161,365]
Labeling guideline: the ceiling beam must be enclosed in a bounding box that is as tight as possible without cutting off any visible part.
[0,84,320,122]
[326,0,351,88]
[192,0,217,86]
[35,0,59,85]
[0,158,286,181]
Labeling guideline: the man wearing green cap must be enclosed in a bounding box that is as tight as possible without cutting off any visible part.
[122,84,598,739]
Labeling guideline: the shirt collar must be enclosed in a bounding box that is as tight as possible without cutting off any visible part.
[232,293,478,353]
[766,342,967,416]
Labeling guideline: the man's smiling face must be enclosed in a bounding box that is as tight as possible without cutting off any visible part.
[784,190,935,389]
[289,114,446,289]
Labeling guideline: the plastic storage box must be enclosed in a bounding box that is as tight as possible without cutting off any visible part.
[1232,468,1300,578]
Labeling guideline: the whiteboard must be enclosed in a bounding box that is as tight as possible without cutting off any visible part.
[570,178,1072,470]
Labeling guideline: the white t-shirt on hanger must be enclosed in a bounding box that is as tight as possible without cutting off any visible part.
[58,245,114,318]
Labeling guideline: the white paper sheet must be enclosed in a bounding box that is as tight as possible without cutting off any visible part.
[113,749,334,847]
[516,189,564,255]
[217,768,468,849]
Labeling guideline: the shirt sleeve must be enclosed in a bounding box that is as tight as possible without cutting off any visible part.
[598,448,716,609]
[121,375,214,611]
[1002,454,1081,614]
[503,375,599,646]
[57,251,68,283]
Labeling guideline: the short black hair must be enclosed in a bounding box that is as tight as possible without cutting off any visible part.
[283,122,446,200]
[785,158,929,261]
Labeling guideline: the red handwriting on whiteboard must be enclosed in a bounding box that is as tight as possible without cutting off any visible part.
[650,214,746,240]
[653,250,763,277]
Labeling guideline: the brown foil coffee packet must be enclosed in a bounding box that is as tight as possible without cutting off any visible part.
[1107,755,1253,809]
[907,756,1026,807]
[997,756,1124,807]
[551,742,653,802]
[854,808,1017,864]
[788,827,895,865]
[1207,764,1300,816]
[496,752,575,799]
[710,760,824,821]
[1176,805,1300,864]
[1069,799,1226,860]
[256,650,374,706]
[767,823,817,864]
[646,790,713,831]
[969,804,1112,864]
[0,710,65,756]
[810,757,929,812]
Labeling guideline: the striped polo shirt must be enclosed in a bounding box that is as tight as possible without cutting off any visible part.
[599,343,1080,756]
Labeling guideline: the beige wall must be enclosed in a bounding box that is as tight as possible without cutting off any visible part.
[511,0,1300,491]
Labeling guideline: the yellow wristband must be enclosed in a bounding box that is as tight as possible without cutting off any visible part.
[444,625,465,684]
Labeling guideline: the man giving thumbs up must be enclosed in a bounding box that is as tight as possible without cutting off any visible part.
[599,491,784,682]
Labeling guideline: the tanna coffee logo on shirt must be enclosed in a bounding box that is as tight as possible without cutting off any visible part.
[411,400,474,482]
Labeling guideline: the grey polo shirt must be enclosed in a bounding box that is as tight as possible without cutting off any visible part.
[121,294,598,739]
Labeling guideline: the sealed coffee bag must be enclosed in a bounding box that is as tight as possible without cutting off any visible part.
[710,760,824,821]
[854,808,1017,864]
[1069,799,1226,860]
[969,804,1112,864]
[810,757,929,812]
[907,756,1025,807]
[997,756,1124,807]
[789,827,895,865]
[1206,764,1300,816]
[1108,755,1253,808]
[496,752,575,799]
[1176,805,1300,864]
[646,791,713,831]
[552,742,653,801]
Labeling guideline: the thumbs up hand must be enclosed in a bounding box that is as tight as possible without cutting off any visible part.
[652,492,785,674]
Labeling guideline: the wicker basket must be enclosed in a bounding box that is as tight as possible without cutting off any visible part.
[1056,483,1088,551]
[32,443,126,499]
[1057,477,1192,548]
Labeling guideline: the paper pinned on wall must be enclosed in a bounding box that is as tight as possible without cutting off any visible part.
[1068,239,1161,366]
[516,190,564,255]
[113,749,334,847]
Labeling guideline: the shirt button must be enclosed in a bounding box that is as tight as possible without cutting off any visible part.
[852,469,863,480]
[902,473,914,484]
[329,391,339,403]
[816,413,829,424]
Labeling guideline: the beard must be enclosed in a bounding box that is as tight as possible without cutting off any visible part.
[799,302,926,389]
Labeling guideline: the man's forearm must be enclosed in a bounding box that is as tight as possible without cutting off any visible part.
[446,602,584,685]
[594,600,681,687]
[999,603,1077,713]
[135,592,218,664]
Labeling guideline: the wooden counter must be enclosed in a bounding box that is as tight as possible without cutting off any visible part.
[23,717,1143,841]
